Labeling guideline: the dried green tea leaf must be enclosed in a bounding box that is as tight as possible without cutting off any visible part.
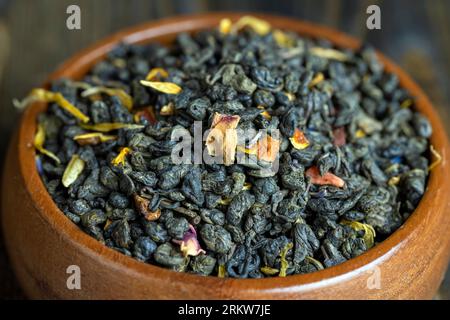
[341,220,376,249]
[279,242,293,277]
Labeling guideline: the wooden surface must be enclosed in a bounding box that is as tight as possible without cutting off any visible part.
[0,0,449,299]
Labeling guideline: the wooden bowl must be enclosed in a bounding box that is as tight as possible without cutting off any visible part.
[2,13,450,300]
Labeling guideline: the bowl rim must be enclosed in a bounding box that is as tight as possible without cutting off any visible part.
[17,12,450,291]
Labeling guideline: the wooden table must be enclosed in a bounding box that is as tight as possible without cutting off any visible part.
[0,0,449,300]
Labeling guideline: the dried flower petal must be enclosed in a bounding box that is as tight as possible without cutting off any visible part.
[273,29,295,47]
[30,89,90,123]
[218,264,226,278]
[140,80,182,94]
[73,133,117,146]
[355,129,366,138]
[289,128,310,150]
[62,154,85,187]
[310,47,349,62]
[80,123,145,133]
[160,102,175,116]
[133,194,161,221]
[240,134,280,163]
[81,87,133,111]
[308,72,324,89]
[173,225,206,257]
[134,107,157,124]
[219,18,232,34]
[279,242,293,277]
[206,113,240,166]
[233,16,271,35]
[111,147,131,166]
[428,145,442,171]
[400,99,413,109]
[34,123,61,164]
[261,266,279,276]
[305,166,345,188]
[260,110,272,120]
[332,127,346,147]
[341,220,376,249]
[145,68,169,81]
[388,176,401,186]
[242,182,252,191]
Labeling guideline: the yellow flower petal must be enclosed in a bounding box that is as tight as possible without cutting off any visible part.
[80,123,144,133]
[219,18,232,34]
[81,87,133,111]
[273,29,295,47]
[30,89,90,123]
[73,133,117,145]
[34,123,61,164]
[308,72,325,89]
[145,68,169,81]
[140,80,182,94]
[233,16,271,35]
[62,154,85,187]
[309,47,349,62]
[111,147,131,166]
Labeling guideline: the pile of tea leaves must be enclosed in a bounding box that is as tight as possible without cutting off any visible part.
[26,17,436,278]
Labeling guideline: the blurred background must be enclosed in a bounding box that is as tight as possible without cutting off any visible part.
[0,0,449,299]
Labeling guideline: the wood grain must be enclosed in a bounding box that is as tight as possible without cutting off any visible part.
[0,0,449,299]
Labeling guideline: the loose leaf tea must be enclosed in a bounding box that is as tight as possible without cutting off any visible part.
[29,16,435,278]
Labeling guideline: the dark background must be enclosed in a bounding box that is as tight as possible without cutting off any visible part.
[0,0,449,299]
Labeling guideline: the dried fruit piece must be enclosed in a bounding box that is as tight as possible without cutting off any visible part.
[34,123,61,164]
[73,133,117,146]
[133,194,161,221]
[332,127,346,147]
[289,128,310,150]
[80,123,145,133]
[341,220,376,249]
[62,155,85,187]
[145,68,169,81]
[206,113,241,166]
[173,225,206,257]
[30,89,90,123]
[140,80,182,94]
[219,18,232,34]
[233,16,271,35]
[240,134,280,163]
[111,147,131,166]
[81,87,133,111]
[305,166,345,188]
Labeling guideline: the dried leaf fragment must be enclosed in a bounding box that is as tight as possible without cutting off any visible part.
[73,133,117,146]
[62,154,85,187]
[81,87,133,111]
[145,67,169,81]
[80,122,145,133]
[140,80,182,94]
[30,89,90,123]
[206,113,241,166]
[341,220,376,249]
[305,166,345,188]
[173,224,206,257]
[34,123,61,164]
[218,264,226,278]
[289,128,310,150]
[261,266,280,276]
[111,147,131,166]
